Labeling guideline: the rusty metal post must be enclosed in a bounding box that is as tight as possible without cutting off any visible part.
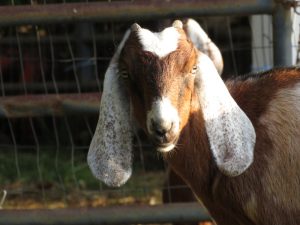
[0,93,100,118]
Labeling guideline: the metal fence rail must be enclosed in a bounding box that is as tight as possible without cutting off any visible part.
[0,203,211,225]
[0,0,294,73]
[0,0,274,26]
[0,93,100,118]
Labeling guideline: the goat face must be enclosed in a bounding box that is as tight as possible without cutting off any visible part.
[88,19,255,187]
[119,22,198,153]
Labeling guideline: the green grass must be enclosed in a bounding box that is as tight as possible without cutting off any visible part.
[0,147,97,189]
[0,146,165,208]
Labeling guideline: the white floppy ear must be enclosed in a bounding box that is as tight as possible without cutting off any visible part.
[87,30,133,187]
[183,18,224,75]
[195,52,256,176]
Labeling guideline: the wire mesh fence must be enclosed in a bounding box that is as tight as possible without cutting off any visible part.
[0,0,299,224]
[0,2,172,210]
[0,19,170,210]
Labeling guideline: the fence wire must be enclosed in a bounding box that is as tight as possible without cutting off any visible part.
[0,1,298,222]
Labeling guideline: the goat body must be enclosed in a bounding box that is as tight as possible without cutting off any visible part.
[166,68,300,225]
[88,19,300,225]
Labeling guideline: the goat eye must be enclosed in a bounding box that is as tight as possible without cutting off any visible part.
[120,68,129,79]
[191,65,197,74]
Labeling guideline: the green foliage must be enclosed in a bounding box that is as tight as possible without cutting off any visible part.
[0,147,98,189]
[0,146,165,193]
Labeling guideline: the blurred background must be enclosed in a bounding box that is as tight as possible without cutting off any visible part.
[0,0,299,224]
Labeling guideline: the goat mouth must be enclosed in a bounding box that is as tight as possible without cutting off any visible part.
[152,137,178,153]
[148,133,179,153]
[156,143,176,153]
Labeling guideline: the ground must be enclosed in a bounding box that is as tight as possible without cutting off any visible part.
[0,148,212,225]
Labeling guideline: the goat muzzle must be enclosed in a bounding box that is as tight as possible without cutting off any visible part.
[149,121,179,152]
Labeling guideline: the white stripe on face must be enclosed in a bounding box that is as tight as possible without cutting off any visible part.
[137,27,180,58]
[147,97,180,138]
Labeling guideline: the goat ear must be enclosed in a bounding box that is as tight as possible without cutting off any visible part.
[195,53,256,177]
[131,23,141,32]
[172,20,183,29]
[87,30,133,187]
[183,18,224,75]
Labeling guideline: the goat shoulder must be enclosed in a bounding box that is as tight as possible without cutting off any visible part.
[166,68,300,225]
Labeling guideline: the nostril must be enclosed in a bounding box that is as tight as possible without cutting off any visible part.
[151,119,173,137]
[154,127,167,137]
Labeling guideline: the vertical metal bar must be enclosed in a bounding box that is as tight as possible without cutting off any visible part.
[226,17,238,75]
[15,27,27,95]
[29,118,46,205]
[273,1,293,67]
[64,117,79,190]
[65,30,81,93]
[91,24,101,93]
[35,24,48,94]
[48,27,59,94]
[52,117,67,204]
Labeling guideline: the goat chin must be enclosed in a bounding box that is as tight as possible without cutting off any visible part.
[88,18,300,225]
[156,144,175,153]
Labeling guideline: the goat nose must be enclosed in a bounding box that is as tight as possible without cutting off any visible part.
[151,119,173,137]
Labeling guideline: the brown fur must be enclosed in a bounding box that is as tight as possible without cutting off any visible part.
[163,68,300,225]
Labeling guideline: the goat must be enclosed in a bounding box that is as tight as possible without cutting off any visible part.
[87,19,300,225]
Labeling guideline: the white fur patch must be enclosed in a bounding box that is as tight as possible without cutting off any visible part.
[185,19,210,50]
[147,97,180,136]
[137,27,180,58]
[184,19,224,75]
[196,53,256,176]
[87,30,133,187]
